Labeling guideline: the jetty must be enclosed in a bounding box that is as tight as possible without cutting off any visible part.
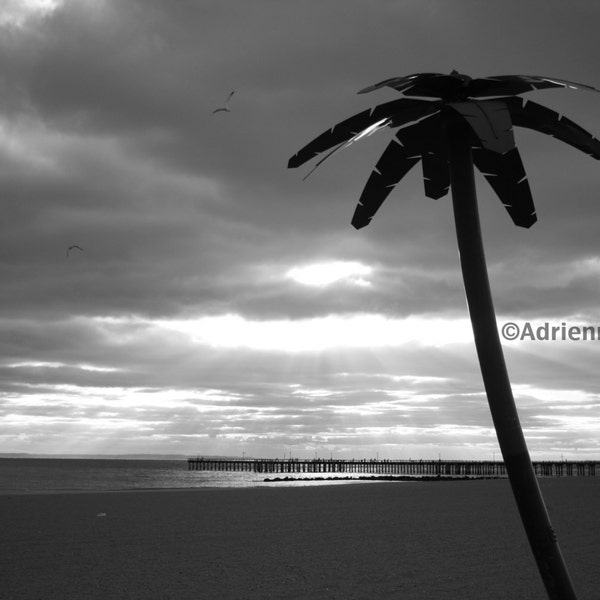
[187,457,598,477]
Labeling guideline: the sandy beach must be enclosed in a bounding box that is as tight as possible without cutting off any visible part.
[2,478,599,599]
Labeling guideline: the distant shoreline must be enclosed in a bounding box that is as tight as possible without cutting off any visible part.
[0,453,190,460]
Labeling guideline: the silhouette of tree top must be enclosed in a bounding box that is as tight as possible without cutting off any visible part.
[289,71,600,230]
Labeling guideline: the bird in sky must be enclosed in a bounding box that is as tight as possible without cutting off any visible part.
[211,90,235,115]
[66,244,84,258]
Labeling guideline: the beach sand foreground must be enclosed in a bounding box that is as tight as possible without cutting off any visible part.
[1,478,599,599]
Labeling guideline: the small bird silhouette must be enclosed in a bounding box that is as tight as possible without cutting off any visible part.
[66,244,84,258]
[211,90,235,115]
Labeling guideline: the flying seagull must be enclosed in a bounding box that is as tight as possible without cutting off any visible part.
[211,90,235,115]
[66,244,84,258]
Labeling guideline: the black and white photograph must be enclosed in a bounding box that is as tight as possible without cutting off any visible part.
[1,1,599,598]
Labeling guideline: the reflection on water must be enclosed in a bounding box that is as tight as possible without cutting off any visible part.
[0,458,382,494]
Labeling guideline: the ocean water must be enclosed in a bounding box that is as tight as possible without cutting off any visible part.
[0,458,373,494]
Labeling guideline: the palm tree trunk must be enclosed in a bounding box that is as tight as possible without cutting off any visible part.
[446,121,578,600]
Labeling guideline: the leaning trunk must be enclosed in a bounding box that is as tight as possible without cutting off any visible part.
[447,120,578,600]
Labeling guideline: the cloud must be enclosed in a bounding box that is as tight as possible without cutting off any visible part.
[1,0,600,458]
[0,0,62,28]
[287,261,373,288]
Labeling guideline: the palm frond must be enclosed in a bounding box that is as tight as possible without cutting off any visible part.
[358,72,600,100]
[469,75,600,97]
[506,98,600,159]
[422,149,450,200]
[448,100,515,154]
[288,99,435,168]
[300,119,391,181]
[351,116,442,228]
[351,137,420,229]
[473,146,536,228]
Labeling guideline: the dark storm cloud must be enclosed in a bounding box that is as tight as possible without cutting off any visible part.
[3,0,600,324]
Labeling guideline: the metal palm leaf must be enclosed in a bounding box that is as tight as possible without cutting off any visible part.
[288,71,600,600]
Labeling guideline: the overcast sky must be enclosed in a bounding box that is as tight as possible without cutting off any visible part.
[1,0,600,460]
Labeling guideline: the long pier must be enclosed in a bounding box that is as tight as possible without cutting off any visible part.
[187,458,598,477]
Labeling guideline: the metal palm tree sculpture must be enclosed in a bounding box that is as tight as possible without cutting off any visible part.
[288,71,600,600]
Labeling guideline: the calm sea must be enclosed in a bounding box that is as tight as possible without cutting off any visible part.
[0,458,371,494]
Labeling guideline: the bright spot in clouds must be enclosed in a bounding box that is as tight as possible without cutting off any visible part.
[157,313,473,351]
[287,261,372,287]
[0,0,61,27]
